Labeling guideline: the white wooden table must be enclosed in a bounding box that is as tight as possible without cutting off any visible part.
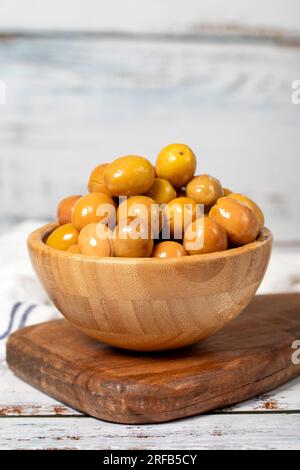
[1,359,300,449]
[0,1,300,241]
[0,240,299,450]
[1,0,300,450]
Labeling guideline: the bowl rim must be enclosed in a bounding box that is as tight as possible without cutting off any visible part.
[28,223,273,266]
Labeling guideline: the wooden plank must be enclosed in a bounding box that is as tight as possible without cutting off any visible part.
[0,414,299,449]
[0,1,299,36]
[6,293,300,424]
[223,377,300,412]
[0,38,299,240]
[2,364,300,417]
[0,361,81,417]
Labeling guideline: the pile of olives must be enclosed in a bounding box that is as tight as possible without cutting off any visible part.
[46,143,264,258]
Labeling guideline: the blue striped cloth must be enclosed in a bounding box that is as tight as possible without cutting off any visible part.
[0,301,60,360]
[0,221,60,360]
[0,302,36,341]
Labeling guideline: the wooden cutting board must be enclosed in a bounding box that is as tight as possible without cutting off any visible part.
[6,293,300,424]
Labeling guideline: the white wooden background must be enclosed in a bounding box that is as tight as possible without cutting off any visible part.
[0,1,300,35]
[0,0,299,240]
[0,1,300,450]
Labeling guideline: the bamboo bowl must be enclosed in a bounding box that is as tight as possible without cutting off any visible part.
[28,224,272,351]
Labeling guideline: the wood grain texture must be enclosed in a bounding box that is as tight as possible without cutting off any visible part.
[27,224,272,351]
[6,293,300,424]
[0,36,299,240]
[2,359,300,416]
[1,414,300,450]
[0,361,82,417]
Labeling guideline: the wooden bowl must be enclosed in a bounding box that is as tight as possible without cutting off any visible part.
[28,224,272,351]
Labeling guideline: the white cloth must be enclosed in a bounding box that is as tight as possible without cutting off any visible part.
[0,221,60,359]
[0,221,299,360]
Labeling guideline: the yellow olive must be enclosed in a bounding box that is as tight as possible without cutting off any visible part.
[228,193,264,230]
[67,244,81,254]
[103,156,155,196]
[72,192,116,231]
[144,178,176,205]
[78,223,113,257]
[156,143,196,188]
[184,216,228,255]
[152,241,187,258]
[117,195,154,223]
[46,224,79,251]
[57,195,81,225]
[163,197,198,239]
[223,188,233,197]
[117,195,161,236]
[186,174,223,210]
[209,197,259,246]
[88,163,112,196]
[112,217,154,258]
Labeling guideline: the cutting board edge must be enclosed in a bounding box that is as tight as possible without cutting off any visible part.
[6,319,300,424]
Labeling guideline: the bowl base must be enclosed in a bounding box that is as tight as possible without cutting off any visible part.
[75,323,220,351]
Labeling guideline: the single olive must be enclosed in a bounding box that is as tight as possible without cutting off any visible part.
[228,193,264,230]
[186,174,223,210]
[117,195,161,237]
[112,217,154,258]
[57,195,81,225]
[78,223,113,257]
[46,224,79,251]
[163,197,198,239]
[155,143,196,188]
[209,197,259,246]
[117,195,154,223]
[184,216,228,255]
[144,178,176,205]
[152,241,187,258]
[72,192,116,231]
[103,155,155,196]
[88,163,112,196]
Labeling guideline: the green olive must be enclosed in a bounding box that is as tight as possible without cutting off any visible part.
[155,143,196,188]
[72,193,116,231]
[46,224,79,251]
[209,197,259,246]
[112,217,154,258]
[104,156,155,196]
[88,163,112,196]
[152,241,187,258]
[184,216,227,254]
[227,193,264,231]
[186,174,223,210]
[117,195,161,237]
[144,178,176,205]
[78,223,113,257]
[163,197,198,239]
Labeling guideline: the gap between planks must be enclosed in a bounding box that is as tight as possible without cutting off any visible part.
[2,410,300,419]
[0,26,300,47]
